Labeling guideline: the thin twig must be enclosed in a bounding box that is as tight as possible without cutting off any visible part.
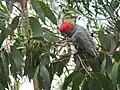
[55,42,68,55]
[0,40,12,51]
[51,54,71,63]
[77,55,93,78]
[55,39,71,44]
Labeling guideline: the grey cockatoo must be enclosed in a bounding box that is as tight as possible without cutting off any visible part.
[58,16,100,90]
[58,16,97,59]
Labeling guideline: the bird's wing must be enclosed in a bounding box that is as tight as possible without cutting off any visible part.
[71,24,97,58]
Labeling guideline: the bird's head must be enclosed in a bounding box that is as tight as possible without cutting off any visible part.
[58,20,72,33]
[58,20,72,37]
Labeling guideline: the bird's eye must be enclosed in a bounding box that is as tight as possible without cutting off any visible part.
[78,16,81,20]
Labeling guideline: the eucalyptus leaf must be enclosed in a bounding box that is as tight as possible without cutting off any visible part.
[62,70,79,90]
[81,79,89,90]
[0,52,9,78]
[38,1,57,24]
[111,62,118,88]
[10,16,20,31]
[24,58,35,80]
[29,17,41,37]
[96,73,113,90]
[31,0,45,23]
[0,1,8,13]
[115,20,120,30]
[98,30,115,52]
[72,72,84,90]
[111,0,119,11]
[40,65,50,90]
[87,76,102,90]
[0,20,5,30]
[40,27,59,42]
[11,46,22,71]
[113,51,120,62]
[0,82,5,90]
[105,55,113,79]
[0,28,11,47]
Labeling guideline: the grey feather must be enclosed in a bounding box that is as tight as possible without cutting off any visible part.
[69,24,97,59]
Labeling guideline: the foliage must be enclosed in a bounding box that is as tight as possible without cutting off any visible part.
[0,0,120,90]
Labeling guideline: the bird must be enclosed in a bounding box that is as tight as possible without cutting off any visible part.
[58,19,97,59]
[58,17,101,90]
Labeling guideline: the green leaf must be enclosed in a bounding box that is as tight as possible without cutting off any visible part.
[0,52,9,79]
[9,46,23,78]
[0,1,8,13]
[24,58,35,79]
[96,73,113,90]
[47,63,55,83]
[111,62,118,88]
[30,26,58,42]
[0,2,9,20]
[101,56,106,73]
[87,76,102,90]
[115,20,120,30]
[118,66,120,85]
[100,54,113,77]
[0,55,9,89]
[41,27,59,42]
[38,75,45,90]
[87,59,100,72]
[98,30,115,52]
[72,72,84,90]
[11,46,22,71]
[98,0,104,5]
[29,17,41,37]
[29,17,58,42]
[8,53,17,78]
[0,83,5,90]
[0,28,11,47]
[81,79,89,90]
[10,16,20,31]
[47,57,69,83]
[39,1,57,24]
[40,65,50,90]
[41,53,50,65]
[31,0,45,23]
[62,70,79,90]
[0,12,8,20]
[104,5,114,17]
[98,53,104,64]
[47,54,70,83]
[98,30,109,50]
[0,35,4,47]
[113,51,120,62]
[0,28,11,37]
[5,0,13,13]
[0,20,5,30]
[111,0,119,11]
[105,55,113,79]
